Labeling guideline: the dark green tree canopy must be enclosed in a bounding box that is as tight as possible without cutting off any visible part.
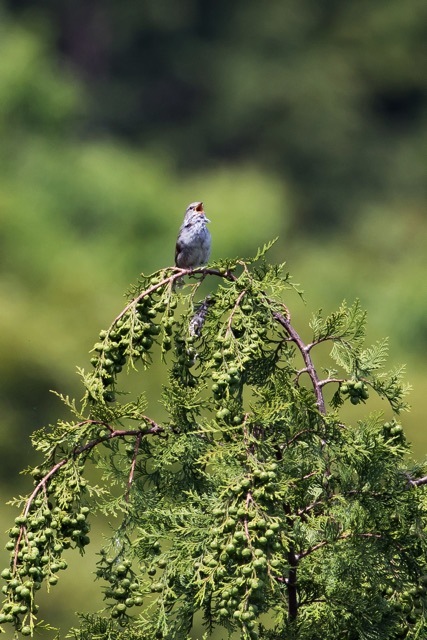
[1,244,427,639]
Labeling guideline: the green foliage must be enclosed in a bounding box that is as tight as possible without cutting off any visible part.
[0,14,80,135]
[1,247,427,640]
[311,303,411,412]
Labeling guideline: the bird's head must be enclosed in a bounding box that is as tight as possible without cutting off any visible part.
[185,201,210,223]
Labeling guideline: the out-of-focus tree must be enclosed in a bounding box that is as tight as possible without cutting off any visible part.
[5,0,427,228]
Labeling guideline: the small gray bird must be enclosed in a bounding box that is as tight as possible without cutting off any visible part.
[174,202,211,283]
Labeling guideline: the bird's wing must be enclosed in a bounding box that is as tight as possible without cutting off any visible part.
[175,236,183,266]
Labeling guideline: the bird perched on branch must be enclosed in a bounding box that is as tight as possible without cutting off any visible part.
[174,201,211,286]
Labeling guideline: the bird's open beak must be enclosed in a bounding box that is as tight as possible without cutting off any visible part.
[196,201,210,221]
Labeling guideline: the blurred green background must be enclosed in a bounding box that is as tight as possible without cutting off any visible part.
[0,0,426,635]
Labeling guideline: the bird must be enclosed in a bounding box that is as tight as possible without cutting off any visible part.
[174,201,211,286]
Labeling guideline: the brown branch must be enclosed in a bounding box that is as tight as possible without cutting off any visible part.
[287,546,299,621]
[125,432,143,503]
[297,499,324,517]
[283,501,299,621]
[273,312,326,415]
[304,336,337,352]
[244,491,253,541]
[283,429,312,447]
[300,470,321,482]
[295,367,309,384]
[200,267,237,281]
[406,474,427,488]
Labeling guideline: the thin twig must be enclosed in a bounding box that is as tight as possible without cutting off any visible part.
[226,289,247,335]
[111,267,237,329]
[13,420,164,571]
[318,378,344,388]
[125,432,143,502]
[299,532,383,559]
